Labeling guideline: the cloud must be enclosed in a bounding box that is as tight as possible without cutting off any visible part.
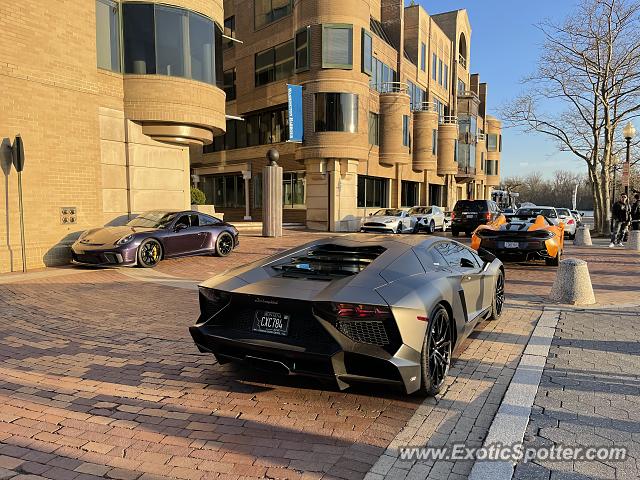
[519,162,529,167]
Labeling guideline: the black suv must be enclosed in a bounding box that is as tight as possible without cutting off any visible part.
[451,200,501,237]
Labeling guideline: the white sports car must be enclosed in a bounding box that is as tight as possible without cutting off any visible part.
[360,209,417,234]
[408,205,447,233]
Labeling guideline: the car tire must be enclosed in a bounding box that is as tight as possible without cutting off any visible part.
[569,233,576,240]
[465,231,472,237]
[137,239,162,268]
[428,220,435,234]
[451,229,459,237]
[545,250,561,266]
[215,232,235,257]
[419,304,452,396]
[396,222,403,234]
[412,222,420,234]
[488,270,505,320]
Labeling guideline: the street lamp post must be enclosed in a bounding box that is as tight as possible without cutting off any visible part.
[623,121,636,196]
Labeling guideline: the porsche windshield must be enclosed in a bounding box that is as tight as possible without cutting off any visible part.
[373,209,403,217]
[127,211,177,228]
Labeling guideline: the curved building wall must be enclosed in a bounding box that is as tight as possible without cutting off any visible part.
[437,123,458,175]
[379,92,411,166]
[412,110,439,171]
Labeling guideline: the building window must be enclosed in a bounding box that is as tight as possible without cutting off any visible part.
[421,43,427,72]
[438,59,443,85]
[486,160,498,176]
[223,68,236,101]
[487,133,498,152]
[432,53,437,81]
[322,24,353,69]
[432,129,438,155]
[454,139,459,162]
[96,0,121,72]
[255,40,294,86]
[283,172,305,207]
[358,176,388,208]
[368,112,379,146]
[200,174,245,208]
[223,16,235,49]
[402,115,410,147]
[362,29,373,75]
[499,134,503,152]
[458,78,466,92]
[401,181,419,207]
[481,151,485,171]
[122,3,222,85]
[315,93,358,133]
[255,0,292,29]
[253,173,263,208]
[444,64,448,88]
[295,26,310,72]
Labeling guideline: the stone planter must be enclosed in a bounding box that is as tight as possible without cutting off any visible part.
[191,204,224,221]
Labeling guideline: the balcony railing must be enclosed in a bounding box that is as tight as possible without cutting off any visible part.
[457,164,476,176]
[379,81,409,94]
[477,133,486,141]
[413,101,438,112]
[458,53,467,68]
[439,116,458,125]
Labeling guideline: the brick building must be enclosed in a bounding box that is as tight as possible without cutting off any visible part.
[195,0,503,229]
[0,0,226,272]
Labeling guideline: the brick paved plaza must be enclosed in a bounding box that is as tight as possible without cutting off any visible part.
[0,232,639,480]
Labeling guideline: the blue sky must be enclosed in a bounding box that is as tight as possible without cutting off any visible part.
[419,0,584,178]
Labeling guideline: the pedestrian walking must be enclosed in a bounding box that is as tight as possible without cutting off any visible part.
[631,193,640,231]
[610,193,631,247]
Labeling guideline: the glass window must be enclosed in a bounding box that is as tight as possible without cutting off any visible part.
[199,214,221,226]
[401,181,419,207]
[432,129,438,155]
[402,115,410,147]
[421,43,427,72]
[357,176,388,208]
[253,173,263,208]
[454,139,459,162]
[155,6,188,78]
[322,24,353,69]
[438,59,443,85]
[274,40,295,80]
[487,133,498,151]
[236,119,247,148]
[458,78,466,92]
[255,40,293,86]
[432,53,437,81]
[255,48,275,86]
[315,93,358,133]
[368,112,379,146]
[123,3,156,74]
[190,12,215,84]
[223,16,235,49]
[201,174,245,208]
[376,59,383,91]
[444,64,448,88]
[362,29,373,75]
[223,68,236,101]
[283,172,305,207]
[295,26,310,72]
[499,134,503,152]
[225,119,236,149]
[255,0,292,29]
[96,0,121,72]
[434,242,481,270]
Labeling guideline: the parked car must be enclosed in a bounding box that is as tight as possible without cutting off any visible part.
[408,205,447,233]
[360,208,417,234]
[443,210,452,231]
[190,234,505,395]
[570,210,584,227]
[471,213,565,266]
[514,206,560,225]
[71,210,239,268]
[555,208,578,239]
[450,200,502,237]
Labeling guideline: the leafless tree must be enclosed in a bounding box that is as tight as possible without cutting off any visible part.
[502,0,640,232]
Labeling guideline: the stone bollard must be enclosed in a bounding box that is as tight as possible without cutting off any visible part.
[629,230,640,251]
[549,258,596,305]
[573,226,592,246]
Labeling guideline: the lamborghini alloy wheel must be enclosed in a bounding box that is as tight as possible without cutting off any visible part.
[489,271,505,320]
[420,305,452,395]
[138,239,162,268]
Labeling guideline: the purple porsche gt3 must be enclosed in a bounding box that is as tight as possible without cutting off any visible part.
[71,210,239,268]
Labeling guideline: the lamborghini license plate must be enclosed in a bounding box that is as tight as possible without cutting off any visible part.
[253,311,290,336]
[504,242,520,249]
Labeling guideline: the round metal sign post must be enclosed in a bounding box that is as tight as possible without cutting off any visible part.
[12,135,26,272]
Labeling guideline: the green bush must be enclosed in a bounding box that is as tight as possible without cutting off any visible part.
[191,187,206,205]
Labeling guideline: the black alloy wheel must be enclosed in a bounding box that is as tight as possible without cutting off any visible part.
[216,232,234,257]
[138,239,162,268]
[420,305,452,395]
[489,271,505,320]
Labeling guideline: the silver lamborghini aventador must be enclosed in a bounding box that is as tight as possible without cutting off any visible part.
[189,234,505,395]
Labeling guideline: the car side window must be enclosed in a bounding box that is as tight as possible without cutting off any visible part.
[174,214,191,229]
[434,242,480,270]
[199,214,221,226]
[189,214,200,227]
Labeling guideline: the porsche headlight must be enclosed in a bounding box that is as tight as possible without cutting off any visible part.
[116,234,135,246]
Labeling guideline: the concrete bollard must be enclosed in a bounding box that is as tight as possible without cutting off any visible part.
[549,258,596,305]
[629,230,640,251]
[573,226,593,246]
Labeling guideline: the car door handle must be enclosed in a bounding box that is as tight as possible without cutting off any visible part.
[198,232,206,236]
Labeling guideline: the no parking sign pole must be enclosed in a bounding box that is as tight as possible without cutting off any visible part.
[12,135,26,272]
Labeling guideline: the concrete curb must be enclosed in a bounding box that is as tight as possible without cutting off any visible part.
[468,308,561,480]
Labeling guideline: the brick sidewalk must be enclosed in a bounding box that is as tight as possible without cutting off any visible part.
[513,307,640,480]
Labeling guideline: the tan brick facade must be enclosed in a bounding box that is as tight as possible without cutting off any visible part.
[0,0,226,273]
[199,1,502,229]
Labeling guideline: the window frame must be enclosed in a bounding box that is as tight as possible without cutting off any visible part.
[432,128,438,155]
[222,67,236,101]
[255,39,294,87]
[368,112,379,146]
[96,0,122,73]
[254,0,293,30]
[421,42,427,72]
[314,92,359,133]
[402,115,410,147]
[357,175,389,208]
[295,25,311,72]
[322,23,354,70]
[361,29,373,76]
[432,52,437,81]
[223,15,235,49]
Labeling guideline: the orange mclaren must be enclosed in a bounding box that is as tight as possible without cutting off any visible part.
[471,214,565,265]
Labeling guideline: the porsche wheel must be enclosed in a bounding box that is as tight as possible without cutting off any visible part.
[419,305,452,395]
[488,271,505,320]
[137,239,162,268]
[428,220,436,234]
[215,232,234,257]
